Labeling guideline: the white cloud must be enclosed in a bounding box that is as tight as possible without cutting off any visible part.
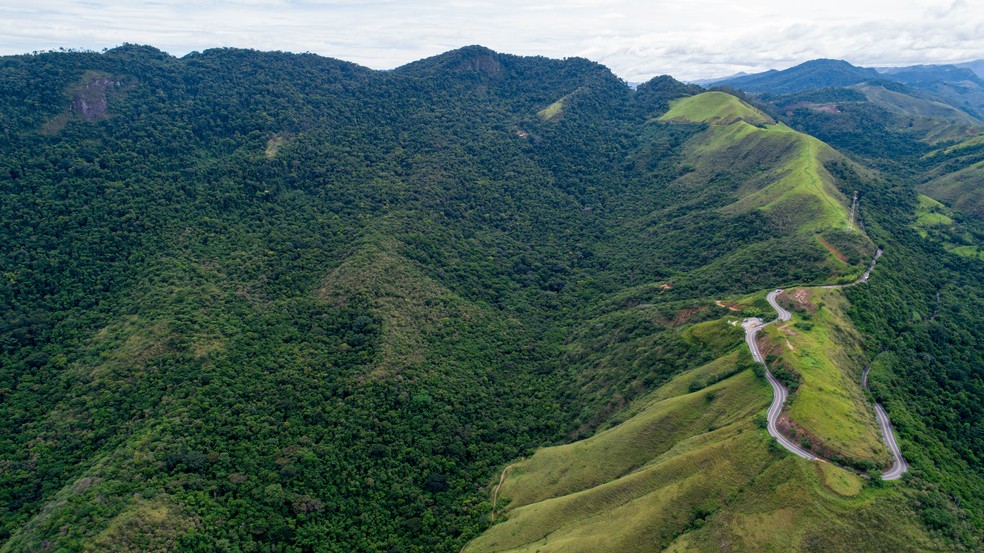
[0,0,981,81]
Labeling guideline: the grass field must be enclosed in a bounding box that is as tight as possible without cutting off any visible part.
[765,288,888,466]
[660,92,854,234]
[923,134,984,158]
[920,160,984,221]
[466,315,936,552]
[719,123,851,232]
[538,98,565,121]
[658,91,774,126]
[912,194,984,259]
[466,364,774,553]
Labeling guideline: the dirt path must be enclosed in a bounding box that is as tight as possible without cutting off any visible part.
[490,458,523,522]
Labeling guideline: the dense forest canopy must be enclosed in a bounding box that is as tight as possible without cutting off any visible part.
[0,45,981,551]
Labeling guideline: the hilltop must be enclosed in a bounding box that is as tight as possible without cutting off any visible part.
[0,46,981,552]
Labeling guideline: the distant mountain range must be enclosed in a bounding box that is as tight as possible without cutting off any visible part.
[708,58,984,121]
[956,59,984,79]
[704,59,881,93]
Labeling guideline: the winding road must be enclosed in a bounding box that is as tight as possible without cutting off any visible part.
[745,291,817,461]
[822,248,883,289]
[743,249,908,479]
[863,367,909,480]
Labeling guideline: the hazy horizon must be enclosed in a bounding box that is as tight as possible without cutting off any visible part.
[1,1,982,82]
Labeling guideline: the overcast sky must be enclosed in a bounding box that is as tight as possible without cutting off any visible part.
[1,0,981,81]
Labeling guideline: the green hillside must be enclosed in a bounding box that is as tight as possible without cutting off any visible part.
[466,331,934,552]
[0,46,981,551]
[658,92,863,245]
[854,84,984,141]
[658,91,775,126]
[764,288,888,467]
[918,135,984,228]
[920,160,984,220]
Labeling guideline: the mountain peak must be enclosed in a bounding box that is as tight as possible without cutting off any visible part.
[716,58,880,94]
[395,45,503,76]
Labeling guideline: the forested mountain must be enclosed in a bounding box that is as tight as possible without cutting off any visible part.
[0,45,981,552]
[719,58,984,120]
[956,60,984,79]
[715,59,882,94]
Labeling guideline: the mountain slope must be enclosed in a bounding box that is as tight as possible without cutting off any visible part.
[657,92,863,240]
[877,64,984,118]
[466,330,933,552]
[716,59,881,94]
[0,46,980,551]
[919,136,984,221]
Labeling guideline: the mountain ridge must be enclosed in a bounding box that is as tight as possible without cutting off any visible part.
[0,45,981,552]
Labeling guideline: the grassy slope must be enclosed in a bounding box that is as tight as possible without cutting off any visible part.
[854,84,984,143]
[919,160,984,221]
[924,134,984,156]
[660,92,854,234]
[764,288,889,466]
[666,458,935,553]
[658,91,775,126]
[920,134,984,224]
[465,360,772,553]
[537,98,565,121]
[466,318,936,552]
[911,194,984,260]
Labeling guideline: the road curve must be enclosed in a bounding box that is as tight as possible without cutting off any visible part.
[863,367,909,480]
[745,290,816,461]
[822,248,883,289]
[744,252,909,480]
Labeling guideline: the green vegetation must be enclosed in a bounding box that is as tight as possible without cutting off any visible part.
[925,134,984,157]
[719,123,852,232]
[537,97,565,121]
[765,288,888,467]
[0,45,980,551]
[466,339,936,552]
[853,84,983,143]
[660,93,856,235]
[920,160,984,221]
[911,194,984,260]
[659,91,775,126]
[666,460,937,552]
[265,134,287,159]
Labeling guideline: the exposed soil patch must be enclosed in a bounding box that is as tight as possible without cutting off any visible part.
[673,305,708,326]
[715,300,742,311]
[70,71,122,121]
[756,333,781,359]
[790,288,815,312]
[491,457,524,522]
[777,324,799,337]
[778,288,814,314]
[816,235,849,263]
[783,101,843,115]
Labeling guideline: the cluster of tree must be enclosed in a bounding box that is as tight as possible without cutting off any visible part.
[1,45,980,550]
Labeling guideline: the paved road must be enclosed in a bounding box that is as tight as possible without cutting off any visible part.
[744,252,909,479]
[862,366,909,480]
[745,291,816,461]
[822,248,883,289]
[766,290,792,321]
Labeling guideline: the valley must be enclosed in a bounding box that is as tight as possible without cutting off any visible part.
[0,45,981,551]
